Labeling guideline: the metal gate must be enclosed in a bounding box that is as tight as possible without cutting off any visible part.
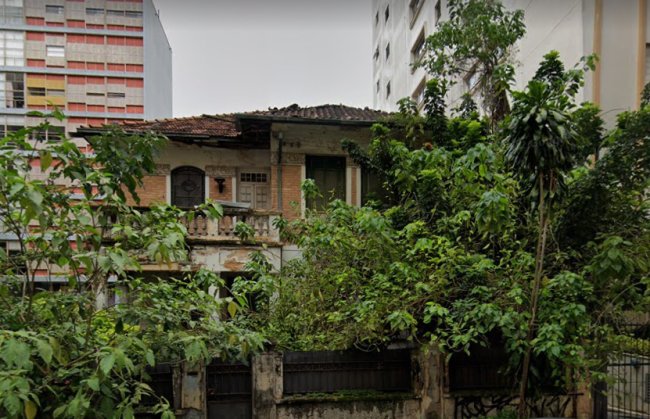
[605,353,650,419]
[206,359,252,419]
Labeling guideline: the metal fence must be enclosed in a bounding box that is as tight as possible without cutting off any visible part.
[605,353,650,419]
[206,359,252,419]
[282,349,412,394]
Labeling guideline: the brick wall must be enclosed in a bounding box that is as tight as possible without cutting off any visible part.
[209,175,233,202]
[279,165,303,220]
[126,174,166,206]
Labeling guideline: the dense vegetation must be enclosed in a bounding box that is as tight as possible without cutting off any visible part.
[0,111,261,417]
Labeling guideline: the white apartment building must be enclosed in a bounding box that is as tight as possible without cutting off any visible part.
[372,0,649,125]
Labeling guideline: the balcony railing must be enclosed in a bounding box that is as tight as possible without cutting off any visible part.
[182,209,281,243]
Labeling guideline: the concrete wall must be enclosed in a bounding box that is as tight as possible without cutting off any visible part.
[143,0,172,118]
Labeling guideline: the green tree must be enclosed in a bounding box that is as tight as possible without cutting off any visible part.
[0,113,262,417]
[422,0,525,127]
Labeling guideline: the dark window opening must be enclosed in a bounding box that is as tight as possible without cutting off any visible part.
[306,155,346,210]
[171,166,205,208]
[435,0,442,24]
[384,5,389,22]
[361,168,388,206]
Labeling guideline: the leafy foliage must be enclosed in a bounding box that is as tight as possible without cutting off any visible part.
[0,113,261,417]
[422,0,525,125]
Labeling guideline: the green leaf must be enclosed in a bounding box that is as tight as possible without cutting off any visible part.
[36,339,53,364]
[40,150,53,171]
[227,301,238,317]
[99,353,115,375]
[87,376,100,391]
[24,400,38,419]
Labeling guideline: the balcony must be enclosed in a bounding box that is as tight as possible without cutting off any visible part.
[183,208,281,244]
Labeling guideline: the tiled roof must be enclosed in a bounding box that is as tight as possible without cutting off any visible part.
[241,104,389,122]
[116,114,239,138]
[77,104,387,138]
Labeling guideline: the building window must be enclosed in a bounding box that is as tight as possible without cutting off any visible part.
[384,5,389,22]
[409,0,424,24]
[46,45,65,57]
[171,166,205,208]
[361,168,387,206]
[645,44,650,84]
[412,77,426,107]
[411,29,426,69]
[465,70,479,93]
[0,0,23,24]
[386,81,391,98]
[435,0,442,24]
[0,72,24,108]
[27,86,45,96]
[385,42,390,61]
[86,7,104,15]
[306,156,346,210]
[125,11,142,18]
[376,80,380,93]
[106,9,124,17]
[0,31,24,66]
[373,46,379,61]
[45,4,64,14]
[107,92,126,98]
[0,241,26,275]
[375,11,379,26]
[238,171,269,209]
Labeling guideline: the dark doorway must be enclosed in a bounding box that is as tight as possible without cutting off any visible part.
[171,166,205,208]
[305,155,346,210]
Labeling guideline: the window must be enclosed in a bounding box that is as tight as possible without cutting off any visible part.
[386,81,391,98]
[376,80,380,93]
[0,241,25,275]
[46,45,64,57]
[435,0,442,24]
[409,0,423,24]
[171,166,205,208]
[0,31,23,66]
[385,42,390,60]
[373,46,379,61]
[411,29,426,68]
[28,86,45,96]
[412,78,426,106]
[375,11,379,26]
[465,70,479,92]
[306,156,346,210]
[238,171,269,209]
[45,4,64,14]
[384,5,389,22]
[125,11,142,18]
[86,8,104,15]
[361,168,387,206]
[645,44,650,84]
[107,92,125,98]
[0,0,23,24]
[32,126,63,142]
[106,9,124,16]
[0,72,24,108]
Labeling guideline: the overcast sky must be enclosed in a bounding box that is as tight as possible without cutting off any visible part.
[152,0,373,117]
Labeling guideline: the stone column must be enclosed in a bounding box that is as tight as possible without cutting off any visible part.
[252,352,283,418]
[180,361,206,419]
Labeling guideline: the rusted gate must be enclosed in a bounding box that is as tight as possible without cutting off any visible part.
[206,359,252,419]
[138,363,174,417]
[282,349,412,394]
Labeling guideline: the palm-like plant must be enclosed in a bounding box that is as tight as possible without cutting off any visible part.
[504,79,578,418]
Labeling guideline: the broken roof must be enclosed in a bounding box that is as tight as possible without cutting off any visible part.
[75,104,389,141]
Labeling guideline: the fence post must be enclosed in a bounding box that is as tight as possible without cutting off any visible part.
[252,351,283,418]
[180,361,206,419]
[413,347,442,418]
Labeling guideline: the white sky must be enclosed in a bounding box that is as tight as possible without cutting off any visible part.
[152,0,373,117]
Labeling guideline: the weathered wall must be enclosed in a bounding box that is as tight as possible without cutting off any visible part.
[277,399,422,419]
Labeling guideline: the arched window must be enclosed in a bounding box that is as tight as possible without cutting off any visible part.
[171,166,205,208]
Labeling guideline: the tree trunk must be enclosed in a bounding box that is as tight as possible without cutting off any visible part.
[517,176,550,419]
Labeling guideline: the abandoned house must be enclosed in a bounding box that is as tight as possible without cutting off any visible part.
[75,103,387,283]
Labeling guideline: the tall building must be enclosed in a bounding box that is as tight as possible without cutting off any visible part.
[372,0,648,125]
[0,0,172,143]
